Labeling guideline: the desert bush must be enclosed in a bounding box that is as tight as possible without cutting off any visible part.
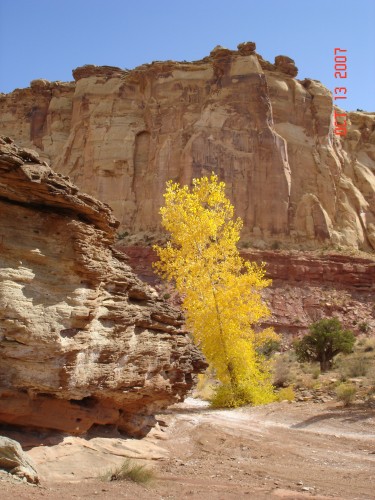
[277,386,295,402]
[294,374,318,390]
[240,241,251,249]
[101,459,154,484]
[294,318,355,371]
[358,322,370,334]
[311,365,321,379]
[338,355,369,379]
[363,337,375,352]
[116,231,129,240]
[301,362,320,378]
[336,383,356,406]
[257,338,281,358]
[210,384,249,408]
[272,356,292,388]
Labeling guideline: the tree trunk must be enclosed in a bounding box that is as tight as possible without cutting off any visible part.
[320,357,332,372]
[227,361,237,391]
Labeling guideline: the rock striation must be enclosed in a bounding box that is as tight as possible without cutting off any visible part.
[119,245,375,339]
[0,138,206,437]
[0,42,375,251]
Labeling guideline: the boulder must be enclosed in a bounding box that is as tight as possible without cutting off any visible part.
[0,139,207,438]
[0,436,39,484]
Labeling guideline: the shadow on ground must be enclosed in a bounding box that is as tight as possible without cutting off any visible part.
[291,403,375,429]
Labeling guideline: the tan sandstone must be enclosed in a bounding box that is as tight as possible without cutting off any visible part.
[0,43,374,251]
[0,138,206,437]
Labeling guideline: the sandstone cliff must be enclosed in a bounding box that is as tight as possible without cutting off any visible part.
[1,43,374,251]
[0,138,206,437]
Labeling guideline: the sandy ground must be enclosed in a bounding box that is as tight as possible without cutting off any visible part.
[1,398,375,499]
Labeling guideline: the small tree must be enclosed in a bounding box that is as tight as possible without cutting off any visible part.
[153,174,278,406]
[294,318,355,372]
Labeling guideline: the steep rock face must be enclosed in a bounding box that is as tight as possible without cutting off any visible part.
[0,138,206,437]
[0,43,375,250]
[242,250,375,336]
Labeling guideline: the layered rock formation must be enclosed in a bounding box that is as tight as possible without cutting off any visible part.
[243,250,375,336]
[1,42,374,251]
[0,138,206,437]
[119,245,375,339]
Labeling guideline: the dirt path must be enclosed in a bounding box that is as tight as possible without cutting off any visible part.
[1,398,375,499]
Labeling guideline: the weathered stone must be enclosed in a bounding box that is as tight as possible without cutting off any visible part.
[209,45,233,58]
[30,79,51,89]
[0,44,374,251]
[237,41,256,55]
[274,55,298,77]
[72,64,125,81]
[0,436,39,484]
[0,140,207,437]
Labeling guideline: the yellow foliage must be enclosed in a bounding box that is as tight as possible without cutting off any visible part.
[194,373,216,401]
[253,327,281,350]
[276,386,295,402]
[153,174,278,406]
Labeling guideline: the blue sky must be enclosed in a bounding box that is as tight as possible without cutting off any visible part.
[0,0,374,111]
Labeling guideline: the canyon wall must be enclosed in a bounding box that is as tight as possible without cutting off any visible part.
[0,138,206,437]
[119,245,375,339]
[1,43,374,251]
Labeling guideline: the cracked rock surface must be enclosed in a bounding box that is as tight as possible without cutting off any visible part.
[0,138,206,437]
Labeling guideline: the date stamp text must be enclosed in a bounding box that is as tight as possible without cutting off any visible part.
[333,48,347,136]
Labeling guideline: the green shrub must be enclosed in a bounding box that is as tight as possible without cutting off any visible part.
[294,318,355,372]
[101,459,154,484]
[257,338,281,358]
[336,383,356,406]
[210,384,248,408]
[116,231,129,240]
[359,322,370,333]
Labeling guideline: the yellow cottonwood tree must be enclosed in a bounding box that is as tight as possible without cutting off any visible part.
[153,174,278,407]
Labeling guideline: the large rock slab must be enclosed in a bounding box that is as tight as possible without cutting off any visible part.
[0,43,374,250]
[0,436,39,484]
[0,138,206,437]
[26,433,168,482]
